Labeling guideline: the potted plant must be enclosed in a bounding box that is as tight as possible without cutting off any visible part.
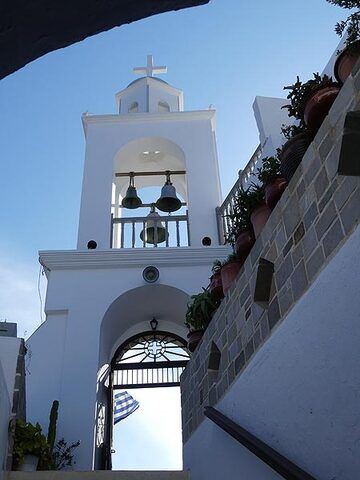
[220,252,244,294]
[209,260,224,302]
[279,124,312,181]
[185,288,218,352]
[283,73,340,134]
[255,156,288,210]
[247,184,271,239]
[327,0,360,84]
[12,420,51,471]
[225,187,255,262]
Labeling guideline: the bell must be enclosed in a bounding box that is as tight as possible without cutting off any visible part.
[140,204,168,245]
[155,171,182,213]
[121,173,142,209]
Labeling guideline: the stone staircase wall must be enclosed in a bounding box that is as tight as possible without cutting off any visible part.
[6,472,189,480]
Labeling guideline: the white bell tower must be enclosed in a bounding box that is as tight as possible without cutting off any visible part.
[26,56,229,471]
[78,54,222,250]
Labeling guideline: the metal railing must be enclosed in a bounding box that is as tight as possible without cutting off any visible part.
[204,406,317,480]
[216,144,262,244]
[111,212,190,248]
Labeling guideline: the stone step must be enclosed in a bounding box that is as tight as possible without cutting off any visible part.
[5,472,190,480]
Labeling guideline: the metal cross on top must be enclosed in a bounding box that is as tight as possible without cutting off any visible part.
[133,54,167,77]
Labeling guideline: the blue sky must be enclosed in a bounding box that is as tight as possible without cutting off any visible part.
[0,0,348,470]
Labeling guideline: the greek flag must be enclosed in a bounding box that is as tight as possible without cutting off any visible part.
[114,391,139,425]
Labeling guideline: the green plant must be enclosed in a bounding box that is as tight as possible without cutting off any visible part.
[221,252,239,266]
[255,156,282,185]
[224,186,253,245]
[185,288,218,331]
[246,183,266,212]
[283,73,337,121]
[13,420,51,466]
[47,400,59,454]
[326,0,360,49]
[52,438,80,471]
[281,123,308,140]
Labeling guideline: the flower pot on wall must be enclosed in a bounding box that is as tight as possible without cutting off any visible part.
[334,41,360,85]
[280,133,312,182]
[264,177,288,210]
[303,85,340,134]
[221,260,243,294]
[187,330,204,352]
[209,272,224,302]
[250,203,271,239]
[234,230,254,262]
[17,455,39,472]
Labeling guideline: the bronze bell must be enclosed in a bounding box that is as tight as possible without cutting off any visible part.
[140,204,168,245]
[156,171,182,213]
[121,173,142,209]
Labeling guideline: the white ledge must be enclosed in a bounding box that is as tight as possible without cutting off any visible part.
[81,110,215,135]
[39,246,230,272]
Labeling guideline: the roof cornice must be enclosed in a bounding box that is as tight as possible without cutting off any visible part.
[81,109,215,136]
[39,246,230,272]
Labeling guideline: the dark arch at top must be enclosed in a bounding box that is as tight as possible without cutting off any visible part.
[0,0,209,80]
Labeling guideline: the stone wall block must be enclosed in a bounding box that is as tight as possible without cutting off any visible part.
[339,187,360,235]
[314,168,330,201]
[306,245,325,281]
[319,179,338,213]
[290,260,308,302]
[275,224,287,252]
[334,176,359,211]
[278,285,294,317]
[325,142,341,180]
[315,200,338,240]
[275,252,294,290]
[323,219,345,258]
[302,225,318,258]
[267,296,281,330]
[283,194,301,236]
[304,154,322,187]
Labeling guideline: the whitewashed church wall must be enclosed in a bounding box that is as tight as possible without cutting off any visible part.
[26,312,68,433]
[27,255,227,469]
[184,224,360,480]
[0,360,11,479]
[118,85,148,114]
[148,85,179,113]
[77,114,221,250]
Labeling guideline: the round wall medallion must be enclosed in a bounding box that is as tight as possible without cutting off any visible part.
[142,265,159,283]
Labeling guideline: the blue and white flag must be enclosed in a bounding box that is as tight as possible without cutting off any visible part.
[114,391,139,425]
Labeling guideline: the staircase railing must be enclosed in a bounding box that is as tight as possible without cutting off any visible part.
[204,406,316,480]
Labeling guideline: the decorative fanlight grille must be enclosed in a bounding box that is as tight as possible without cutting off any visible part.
[112,331,189,389]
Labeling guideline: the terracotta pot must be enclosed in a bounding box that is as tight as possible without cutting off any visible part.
[209,271,224,302]
[250,203,271,239]
[280,133,312,182]
[304,85,340,134]
[264,177,288,210]
[187,330,204,352]
[234,230,254,262]
[334,40,360,85]
[221,260,243,294]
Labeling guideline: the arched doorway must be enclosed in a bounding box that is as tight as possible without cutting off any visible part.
[107,329,190,469]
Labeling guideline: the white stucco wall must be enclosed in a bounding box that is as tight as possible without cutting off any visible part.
[0,360,11,479]
[26,246,229,470]
[0,337,21,478]
[184,224,360,480]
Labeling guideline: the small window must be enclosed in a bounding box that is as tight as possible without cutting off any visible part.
[128,102,139,113]
[158,101,170,112]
